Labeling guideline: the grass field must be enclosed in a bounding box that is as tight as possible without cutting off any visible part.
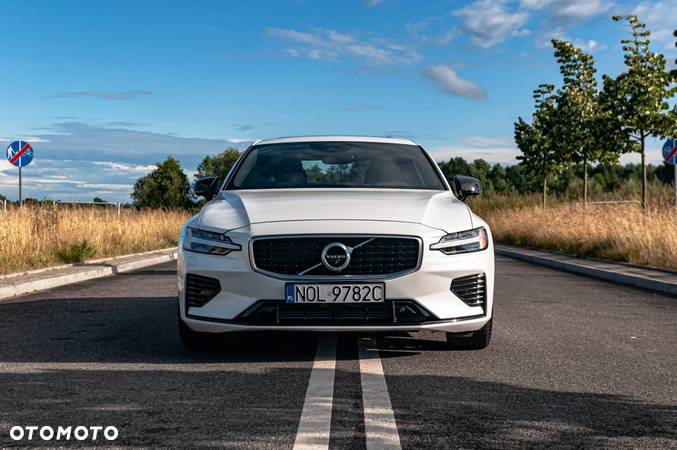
[0,206,191,275]
[471,188,677,270]
[1,189,675,275]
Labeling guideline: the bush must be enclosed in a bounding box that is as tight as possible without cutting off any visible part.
[54,240,96,263]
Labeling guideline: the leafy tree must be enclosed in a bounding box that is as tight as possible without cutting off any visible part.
[195,148,241,184]
[132,156,192,208]
[551,39,619,205]
[438,157,471,181]
[515,84,567,207]
[92,197,107,203]
[468,159,491,188]
[600,15,675,208]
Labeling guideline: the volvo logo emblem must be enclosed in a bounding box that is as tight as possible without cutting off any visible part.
[321,242,352,272]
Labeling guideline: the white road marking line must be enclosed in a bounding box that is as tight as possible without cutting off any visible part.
[293,334,337,450]
[358,336,402,450]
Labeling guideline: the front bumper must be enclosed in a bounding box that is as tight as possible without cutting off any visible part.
[178,220,494,334]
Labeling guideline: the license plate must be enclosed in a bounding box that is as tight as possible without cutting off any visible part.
[285,283,385,304]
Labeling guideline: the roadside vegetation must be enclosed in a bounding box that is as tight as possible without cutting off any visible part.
[469,190,676,270]
[0,206,190,275]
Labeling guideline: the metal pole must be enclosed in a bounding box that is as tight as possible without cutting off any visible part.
[19,165,22,206]
[117,203,121,218]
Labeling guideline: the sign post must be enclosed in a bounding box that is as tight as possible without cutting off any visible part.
[6,140,34,205]
[662,139,677,207]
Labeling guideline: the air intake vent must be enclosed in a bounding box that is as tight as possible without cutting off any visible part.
[185,274,221,308]
[451,273,486,307]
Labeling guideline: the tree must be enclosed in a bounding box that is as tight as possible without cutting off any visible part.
[600,15,675,208]
[515,84,567,208]
[92,197,107,203]
[132,156,192,208]
[551,39,619,205]
[438,157,471,181]
[195,148,241,184]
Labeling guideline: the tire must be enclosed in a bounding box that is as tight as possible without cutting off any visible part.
[445,319,492,350]
[178,309,219,350]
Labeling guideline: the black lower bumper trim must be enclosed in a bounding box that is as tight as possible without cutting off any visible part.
[187,300,441,326]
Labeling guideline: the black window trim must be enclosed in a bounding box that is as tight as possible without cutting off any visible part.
[221,141,450,192]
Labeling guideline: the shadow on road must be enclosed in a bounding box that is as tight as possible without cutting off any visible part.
[388,374,677,449]
[0,295,321,364]
[0,363,674,448]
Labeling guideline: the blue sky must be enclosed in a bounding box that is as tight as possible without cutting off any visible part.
[1,0,675,202]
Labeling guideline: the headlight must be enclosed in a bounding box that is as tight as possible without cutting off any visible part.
[430,227,489,255]
[182,227,242,255]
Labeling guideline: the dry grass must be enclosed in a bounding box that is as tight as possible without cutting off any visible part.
[481,203,677,270]
[0,206,191,275]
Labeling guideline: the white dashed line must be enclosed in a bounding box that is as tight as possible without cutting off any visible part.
[293,334,337,450]
[358,336,402,450]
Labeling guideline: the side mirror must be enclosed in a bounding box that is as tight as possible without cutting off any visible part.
[194,176,219,201]
[453,175,481,202]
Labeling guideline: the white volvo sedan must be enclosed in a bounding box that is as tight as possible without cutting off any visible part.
[178,136,494,350]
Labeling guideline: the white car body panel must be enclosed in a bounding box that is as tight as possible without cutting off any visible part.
[198,189,474,233]
[178,136,494,334]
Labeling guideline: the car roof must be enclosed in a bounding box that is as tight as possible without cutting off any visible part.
[253,135,419,146]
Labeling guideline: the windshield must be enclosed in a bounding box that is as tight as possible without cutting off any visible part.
[226,141,446,190]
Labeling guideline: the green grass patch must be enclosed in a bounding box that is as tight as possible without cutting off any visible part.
[54,241,96,264]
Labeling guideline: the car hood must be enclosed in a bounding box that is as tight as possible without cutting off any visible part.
[197,189,472,233]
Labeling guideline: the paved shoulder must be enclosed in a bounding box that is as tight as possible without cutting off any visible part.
[380,256,677,449]
[496,245,677,296]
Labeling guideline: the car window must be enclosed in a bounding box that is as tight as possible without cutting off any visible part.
[227,141,446,190]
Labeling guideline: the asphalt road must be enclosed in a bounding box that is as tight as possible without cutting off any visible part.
[0,256,675,448]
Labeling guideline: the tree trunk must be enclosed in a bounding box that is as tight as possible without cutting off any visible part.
[542,175,548,209]
[583,156,588,207]
[640,134,647,209]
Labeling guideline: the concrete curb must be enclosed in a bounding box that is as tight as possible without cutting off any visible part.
[495,245,677,296]
[0,248,178,301]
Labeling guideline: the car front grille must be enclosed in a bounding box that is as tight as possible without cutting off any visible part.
[185,274,221,308]
[251,236,421,277]
[234,300,435,325]
[451,273,486,307]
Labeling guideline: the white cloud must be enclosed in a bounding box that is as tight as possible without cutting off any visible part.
[535,28,607,52]
[81,183,134,191]
[632,1,677,49]
[53,90,152,101]
[521,0,614,23]
[92,161,156,174]
[428,136,518,164]
[573,39,607,53]
[0,136,50,143]
[421,65,487,100]
[268,28,420,65]
[512,28,532,37]
[454,0,615,48]
[454,0,528,47]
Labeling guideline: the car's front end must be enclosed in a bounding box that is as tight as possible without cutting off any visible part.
[177,136,494,349]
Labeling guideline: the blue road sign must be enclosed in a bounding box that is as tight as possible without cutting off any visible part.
[6,140,34,167]
[663,139,677,165]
